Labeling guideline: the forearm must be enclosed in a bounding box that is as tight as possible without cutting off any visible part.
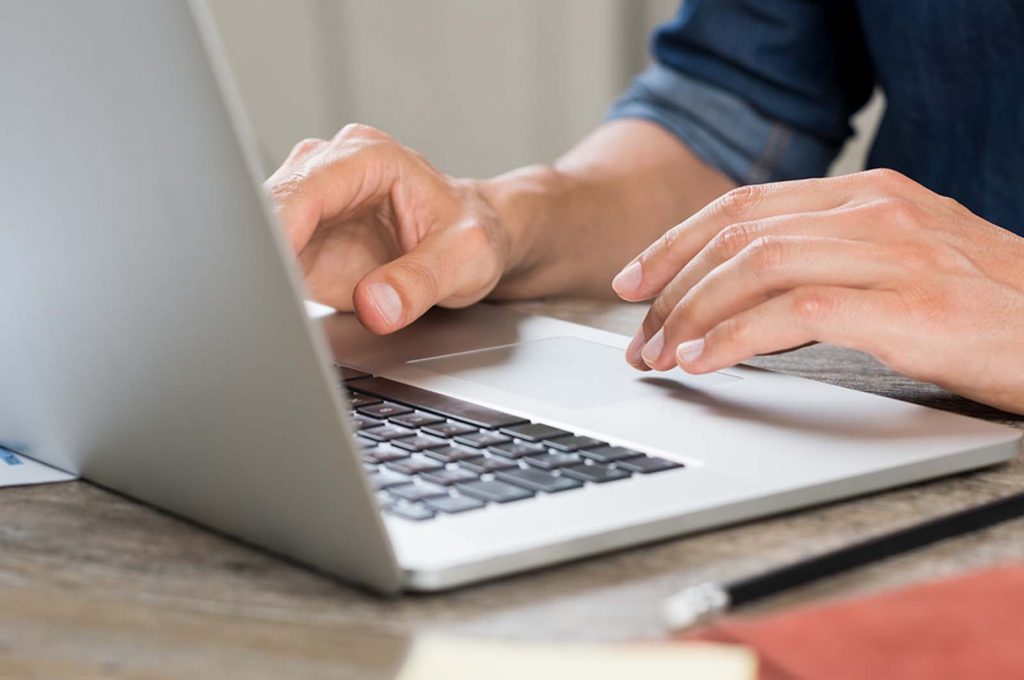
[479,119,735,300]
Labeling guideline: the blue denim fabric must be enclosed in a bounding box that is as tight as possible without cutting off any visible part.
[607,0,1024,235]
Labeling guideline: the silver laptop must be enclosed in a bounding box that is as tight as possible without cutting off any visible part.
[1,1,1019,593]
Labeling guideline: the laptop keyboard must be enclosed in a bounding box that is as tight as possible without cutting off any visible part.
[341,368,684,521]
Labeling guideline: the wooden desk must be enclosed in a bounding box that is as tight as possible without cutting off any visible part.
[2,300,1022,679]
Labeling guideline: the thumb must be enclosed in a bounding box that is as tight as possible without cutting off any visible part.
[352,228,492,334]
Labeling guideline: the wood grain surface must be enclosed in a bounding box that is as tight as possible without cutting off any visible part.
[2,300,1021,679]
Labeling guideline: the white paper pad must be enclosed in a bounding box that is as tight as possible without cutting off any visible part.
[0,448,76,488]
[396,636,758,680]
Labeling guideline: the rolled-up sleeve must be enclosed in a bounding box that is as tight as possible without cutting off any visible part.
[607,0,875,184]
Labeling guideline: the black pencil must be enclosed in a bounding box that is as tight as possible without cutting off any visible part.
[663,490,1024,630]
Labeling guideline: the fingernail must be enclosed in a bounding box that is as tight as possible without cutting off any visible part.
[641,329,665,366]
[612,261,642,295]
[676,338,705,364]
[626,329,645,366]
[366,282,403,327]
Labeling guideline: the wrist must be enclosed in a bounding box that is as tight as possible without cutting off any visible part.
[474,164,574,298]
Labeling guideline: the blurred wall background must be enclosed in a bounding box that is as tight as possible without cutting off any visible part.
[209,0,881,181]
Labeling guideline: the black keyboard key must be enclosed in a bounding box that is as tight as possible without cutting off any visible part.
[459,456,516,474]
[389,411,444,429]
[361,446,410,464]
[358,402,414,419]
[499,422,571,442]
[351,415,382,430]
[422,421,478,438]
[392,434,450,452]
[489,441,546,459]
[420,467,478,486]
[385,504,435,521]
[454,431,512,448]
[385,455,444,475]
[495,468,583,493]
[424,494,485,514]
[616,456,683,474]
[351,377,528,428]
[543,435,605,452]
[368,469,412,490]
[424,444,484,464]
[360,424,417,442]
[387,482,449,502]
[580,445,644,464]
[456,480,535,503]
[523,451,582,470]
[562,463,631,484]
[349,393,382,409]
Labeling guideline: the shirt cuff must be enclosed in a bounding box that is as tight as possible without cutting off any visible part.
[606,64,840,185]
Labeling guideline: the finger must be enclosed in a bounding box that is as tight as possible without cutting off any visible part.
[266,125,401,254]
[612,169,924,302]
[641,236,901,369]
[613,180,847,302]
[626,203,887,365]
[674,285,901,374]
[624,328,651,371]
[351,224,498,334]
[653,201,906,317]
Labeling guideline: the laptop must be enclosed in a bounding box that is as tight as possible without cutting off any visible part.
[1,1,1019,594]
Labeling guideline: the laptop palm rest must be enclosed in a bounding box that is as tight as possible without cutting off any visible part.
[409,337,740,410]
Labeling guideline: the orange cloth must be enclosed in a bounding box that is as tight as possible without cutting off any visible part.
[683,565,1024,680]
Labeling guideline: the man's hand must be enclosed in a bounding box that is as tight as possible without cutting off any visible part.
[612,169,1024,414]
[265,124,510,334]
[266,120,734,334]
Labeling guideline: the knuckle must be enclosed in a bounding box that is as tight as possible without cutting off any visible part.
[397,258,441,301]
[335,123,388,142]
[717,185,764,220]
[711,221,760,260]
[332,124,394,157]
[714,316,748,349]
[291,137,326,157]
[651,224,684,258]
[744,236,786,272]
[865,167,911,191]
[791,287,834,323]
[941,195,965,211]
[268,170,311,203]
[872,197,920,226]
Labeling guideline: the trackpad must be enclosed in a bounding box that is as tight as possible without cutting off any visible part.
[410,337,740,409]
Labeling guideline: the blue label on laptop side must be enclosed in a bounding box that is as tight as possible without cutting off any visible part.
[1,449,23,466]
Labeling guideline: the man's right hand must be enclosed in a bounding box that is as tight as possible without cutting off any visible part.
[265,119,734,333]
[264,124,512,334]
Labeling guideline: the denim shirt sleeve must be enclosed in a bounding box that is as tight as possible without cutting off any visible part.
[607,0,875,185]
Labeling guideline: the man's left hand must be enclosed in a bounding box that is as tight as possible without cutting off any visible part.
[612,169,1024,414]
